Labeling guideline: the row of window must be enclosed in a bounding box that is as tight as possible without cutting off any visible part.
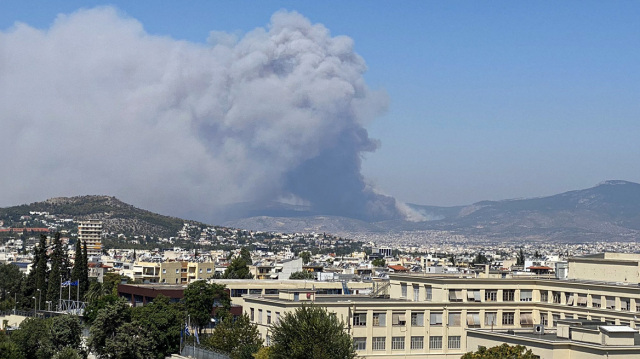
[250,308,280,324]
[161,268,213,274]
[353,336,461,351]
[354,311,533,327]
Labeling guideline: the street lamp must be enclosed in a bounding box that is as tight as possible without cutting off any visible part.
[46,300,51,312]
[32,296,36,314]
[36,289,41,313]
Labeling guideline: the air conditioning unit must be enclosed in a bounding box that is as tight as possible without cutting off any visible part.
[533,324,545,334]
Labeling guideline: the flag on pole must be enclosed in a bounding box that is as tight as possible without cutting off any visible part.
[61,280,71,287]
[184,323,190,336]
[194,327,200,345]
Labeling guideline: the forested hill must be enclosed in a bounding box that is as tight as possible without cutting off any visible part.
[0,195,204,238]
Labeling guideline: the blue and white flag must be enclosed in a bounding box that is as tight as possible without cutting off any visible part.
[62,280,79,287]
[184,323,190,336]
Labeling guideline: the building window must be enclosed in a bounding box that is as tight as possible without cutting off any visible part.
[606,297,616,309]
[540,290,549,302]
[466,312,481,327]
[520,312,533,327]
[175,269,179,273]
[520,290,532,302]
[552,313,560,326]
[266,335,271,346]
[426,286,432,301]
[162,269,166,274]
[566,293,574,306]
[267,311,271,324]
[275,312,280,323]
[503,289,515,301]
[372,337,386,351]
[552,291,562,304]
[199,269,202,273]
[485,290,497,302]
[429,336,442,350]
[593,296,602,308]
[353,313,367,326]
[448,312,461,326]
[502,312,515,325]
[413,285,420,301]
[621,298,630,311]
[258,309,262,324]
[392,336,405,350]
[250,308,254,321]
[411,312,424,326]
[401,283,407,298]
[353,337,366,351]
[449,289,463,302]
[207,268,212,273]
[448,336,461,349]
[249,289,262,295]
[392,312,406,326]
[373,312,386,326]
[467,289,481,302]
[577,294,588,307]
[430,312,443,326]
[541,313,548,326]
[410,336,424,350]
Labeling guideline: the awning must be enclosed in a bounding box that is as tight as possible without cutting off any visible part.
[592,297,601,306]
[449,290,462,301]
[577,296,587,305]
[466,313,481,326]
[567,296,574,305]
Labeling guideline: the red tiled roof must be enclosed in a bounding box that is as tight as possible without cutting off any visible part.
[388,265,408,271]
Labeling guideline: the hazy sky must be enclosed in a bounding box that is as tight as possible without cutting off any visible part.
[1,1,639,221]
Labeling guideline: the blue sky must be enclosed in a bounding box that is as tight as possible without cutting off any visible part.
[2,1,639,208]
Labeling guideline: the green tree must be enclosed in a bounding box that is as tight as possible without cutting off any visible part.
[289,271,315,280]
[83,294,120,324]
[49,315,84,354]
[47,232,64,304]
[131,295,183,359]
[88,299,132,358]
[184,281,230,331]
[81,242,89,294]
[516,249,526,266]
[270,305,355,359]
[0,341,24,359]
[52,347,82,359]
[71,240,83,300]
[239,247,252,265]
[34,235,49,310]
[299,251,311,265]
[11,317,52,359]
[473,253,490,265]
[371,258,385,267]
[223,257,253,279]
[202,314,262,359]
[0,262,24,310]
[461,343,538,359]
[102,322,156,359]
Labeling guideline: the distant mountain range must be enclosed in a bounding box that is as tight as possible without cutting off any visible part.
[224,180,640,242]
[2,181,639,242]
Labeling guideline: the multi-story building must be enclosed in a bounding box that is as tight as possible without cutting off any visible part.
[160,261,215,284]
[77,220,102,257]
[243,253,640,358]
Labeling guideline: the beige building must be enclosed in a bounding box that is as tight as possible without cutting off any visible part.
[160,261,215,284]
[243,253,640,358]
[77,220,102,256]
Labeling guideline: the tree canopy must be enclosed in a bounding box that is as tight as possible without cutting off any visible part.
[461,344,538,359]
[269,305,355,359]
[202,313,262,359]
[289,271,315,280]
[184,281,230,330]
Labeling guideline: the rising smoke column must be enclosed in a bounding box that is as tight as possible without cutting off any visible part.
[0,7,403,222]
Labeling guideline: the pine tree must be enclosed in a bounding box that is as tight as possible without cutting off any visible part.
[34,234,49,310]
[47,232,64,306]
[71,239,83,300]
[81,241,90,295]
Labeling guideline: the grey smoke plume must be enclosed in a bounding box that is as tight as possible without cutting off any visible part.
[0,7,405,222]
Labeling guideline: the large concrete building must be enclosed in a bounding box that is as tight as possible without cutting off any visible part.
[243,253,640,358]
[77,220,102,257]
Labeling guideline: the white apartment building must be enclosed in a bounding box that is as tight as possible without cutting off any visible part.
[77,220,103,257]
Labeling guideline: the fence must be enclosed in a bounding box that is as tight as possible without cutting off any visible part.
[180,345,230,359]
